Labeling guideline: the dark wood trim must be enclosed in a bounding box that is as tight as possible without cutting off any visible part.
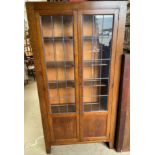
[115,54,130,152]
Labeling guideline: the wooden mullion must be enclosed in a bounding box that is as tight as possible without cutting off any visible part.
[73,10,80,141]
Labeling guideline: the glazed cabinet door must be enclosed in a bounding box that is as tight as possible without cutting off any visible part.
[35,10,79,144]
[78,10,119,141]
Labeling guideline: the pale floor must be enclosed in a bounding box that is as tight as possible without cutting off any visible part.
[24,81,130,155]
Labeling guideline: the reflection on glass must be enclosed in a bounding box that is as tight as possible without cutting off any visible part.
[83,15,113,112]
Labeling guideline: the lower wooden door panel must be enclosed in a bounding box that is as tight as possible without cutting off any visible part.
[51,113,108,143]
[52,117,77,140]
[51,115,79,143]
[82,113,107,139]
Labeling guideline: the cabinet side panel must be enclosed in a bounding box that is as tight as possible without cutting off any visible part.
[109,3,127,148]
[26,3,52,152]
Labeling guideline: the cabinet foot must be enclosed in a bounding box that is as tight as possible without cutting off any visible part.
[46,146,51,154]
[109,141,114,149]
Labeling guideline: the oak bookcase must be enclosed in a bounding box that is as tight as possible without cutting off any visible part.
[26,1,127,153]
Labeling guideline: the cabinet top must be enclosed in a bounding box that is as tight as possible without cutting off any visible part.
[26,1,127,11]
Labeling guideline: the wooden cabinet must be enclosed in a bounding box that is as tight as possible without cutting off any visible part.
[26,1,127,153]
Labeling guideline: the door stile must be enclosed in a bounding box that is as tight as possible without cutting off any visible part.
[77,10,84,141]
[106,10,119,139]
[73,10,80,141]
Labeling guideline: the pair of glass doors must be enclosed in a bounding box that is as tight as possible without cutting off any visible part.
[41,11,115,114]
[38,9,118,140]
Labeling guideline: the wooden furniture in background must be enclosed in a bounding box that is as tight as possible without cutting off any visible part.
[24,30,33,57]
[123,1,130,53]
[26,1,127,153]
[24,29,35,80]
[24,54,35,80]
[115,54,130,152]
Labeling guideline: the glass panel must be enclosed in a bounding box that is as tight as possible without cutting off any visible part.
[41,15,75,114]
[82,15,113,112]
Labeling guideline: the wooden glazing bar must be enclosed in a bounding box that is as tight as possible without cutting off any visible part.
[48,80,75,89]
[83,60,109,66]
[83,80,107,86]
[46,60,108,67]
[51,103,76,114]
[83,102,104,105]
[83,34,112,40]
[51,103,75,106]
[48,78,108,89]
[46,61,74,67]
[83,94,108,97]
[44,36,73,41]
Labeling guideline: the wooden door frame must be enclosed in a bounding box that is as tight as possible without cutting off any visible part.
[77,9,119,142]
[26,4,80,152]
[35,10,79,142]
